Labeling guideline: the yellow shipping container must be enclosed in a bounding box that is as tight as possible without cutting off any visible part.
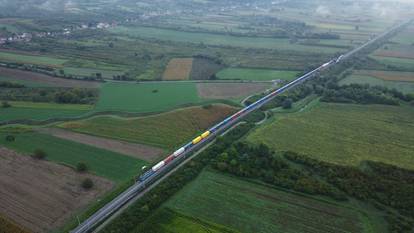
[192,136,202,144]
[201,131,210,139]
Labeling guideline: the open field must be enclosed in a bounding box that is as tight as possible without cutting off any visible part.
[353,70,414,82]
[142,208,239,233]
[339,74,414,94]
[216,68,299,81]
[163,58,193,81]
[248,103,414,170]
[161,169,380,233]
[39,128,164,162]
[96,82,201,113]
[0,147,113,233]
[59,105,237,149]
[0,67,101,88]
[0,51,67,67]
[197,82,271,100]
[0,132,147,182]
[370,55,414,70]
[0,101,93,123]
[373,45,414,60]
[109,26,346,54]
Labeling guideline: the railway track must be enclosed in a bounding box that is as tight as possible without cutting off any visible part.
[71,20,410,233]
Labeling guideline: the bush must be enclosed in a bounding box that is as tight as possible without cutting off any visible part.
[76,162,88,172]
[5,135,15,142]
[81,178,94,189]
[202,104,212,109]
[31,149,47,160]
[282,98,293,109]
[1,101,11,108]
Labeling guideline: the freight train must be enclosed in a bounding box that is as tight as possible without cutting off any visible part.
[137,55,343,183]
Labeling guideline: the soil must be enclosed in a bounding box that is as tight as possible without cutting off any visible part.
[0,67,100,88]
[38,128,164,162]
[0,147,114,233]
[356,70,414,82]
[196,82,271,99]
[162,58,193,80]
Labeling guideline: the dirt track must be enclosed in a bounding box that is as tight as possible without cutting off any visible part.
[0,147,114,233]
[197,82,270,99]
[39,128,164,162]
[0,67,100,88]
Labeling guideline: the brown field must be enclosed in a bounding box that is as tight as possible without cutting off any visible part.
[355,70,414,82]
[0,67,101,88]
[162,58,193,80]
[197,82,271,99]
[373,47,414,60]
[0,147,113,233]
[38,128,164,162]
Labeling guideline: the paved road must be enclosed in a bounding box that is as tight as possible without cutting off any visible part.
[70,20,411,233]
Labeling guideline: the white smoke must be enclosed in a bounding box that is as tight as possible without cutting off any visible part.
[315,5,331,16]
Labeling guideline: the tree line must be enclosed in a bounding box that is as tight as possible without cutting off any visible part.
[0,87,98,104]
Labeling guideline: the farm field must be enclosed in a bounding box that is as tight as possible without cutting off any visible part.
[0,132,147,182]
[339,74,414,94]
[163,58,193,80]
[109,26,346,54]
[63,67,125,80]
[196,82,272,101]
[216,68,299,81]
[0,51,67,67]
[370,55,414,70]
[59,105,237,149]
[159,169,381,233]
[0,67,101,88]
[247,103,414,170]
[0,147,113,233]
[0,101,93,123]
[95,82,201,113]
[39,128,164,162]
[353,70,414,82]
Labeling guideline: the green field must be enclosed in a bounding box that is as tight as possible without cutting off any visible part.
[59,105,236,149]
[158,169,381,233]
[109,26,345,54]
[0,51,67,67]
[248,103,414,170]
[0,132,146,182]
[96,82,201,113]
[339,74,414,94]
[216,68,299,81]
[0,101,93,122]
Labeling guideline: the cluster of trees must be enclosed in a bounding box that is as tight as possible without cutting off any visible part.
[212,143,345,200]
[0,81,25,88]
[0,88,98,104]
[321,83,414,105]
[112,74,134,81]
[101,123,255,233]
[285,152,414,233]
[54,88,98,104]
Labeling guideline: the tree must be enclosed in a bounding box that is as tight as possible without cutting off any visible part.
[76,162,88,172]
[108,42,114,48]
[32,149,47,160]
[355,25,359,31]
[81,178,94,189]
[59,69,65,76]
[5,135,15,142]
[1,101,11,108]
[282,98,293,109]
[96,73,102,80]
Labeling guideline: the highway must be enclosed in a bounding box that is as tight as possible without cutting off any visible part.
[70,20,410,233]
